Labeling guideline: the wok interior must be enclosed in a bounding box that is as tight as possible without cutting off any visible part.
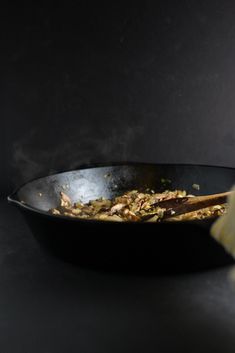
[16,164,235,213]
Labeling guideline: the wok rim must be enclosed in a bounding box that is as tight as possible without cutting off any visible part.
[7,161,233,225]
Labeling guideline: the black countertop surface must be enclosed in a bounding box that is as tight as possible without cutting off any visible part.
[1,198,235,353]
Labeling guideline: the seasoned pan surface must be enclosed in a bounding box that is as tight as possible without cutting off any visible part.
[8,163,235,272]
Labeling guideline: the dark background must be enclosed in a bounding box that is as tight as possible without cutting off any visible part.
[2,0,235,196]
[2,2,235,352]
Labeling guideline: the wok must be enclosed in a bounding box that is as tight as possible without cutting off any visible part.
[7,163,235,272]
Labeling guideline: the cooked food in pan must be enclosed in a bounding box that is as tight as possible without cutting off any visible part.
[50,189,228,222]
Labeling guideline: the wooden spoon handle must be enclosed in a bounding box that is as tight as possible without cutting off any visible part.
[163,191,231,220]
[142,191,232,221]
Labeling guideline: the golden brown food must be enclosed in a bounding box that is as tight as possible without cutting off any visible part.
[50,190,227,222]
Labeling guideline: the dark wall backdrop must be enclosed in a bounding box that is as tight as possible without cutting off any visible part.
[2,1,235,195]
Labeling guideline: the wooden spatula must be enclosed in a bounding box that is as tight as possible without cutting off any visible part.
[141,191,232,221]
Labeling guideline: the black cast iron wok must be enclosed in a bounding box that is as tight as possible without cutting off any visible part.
[7,163,235,272]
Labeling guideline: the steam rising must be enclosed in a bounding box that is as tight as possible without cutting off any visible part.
[11,122,142,186]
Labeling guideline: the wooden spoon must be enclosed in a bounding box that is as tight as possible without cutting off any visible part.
[141,191,232,221]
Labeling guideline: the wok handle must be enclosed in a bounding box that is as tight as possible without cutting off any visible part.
[7,192,21,206]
